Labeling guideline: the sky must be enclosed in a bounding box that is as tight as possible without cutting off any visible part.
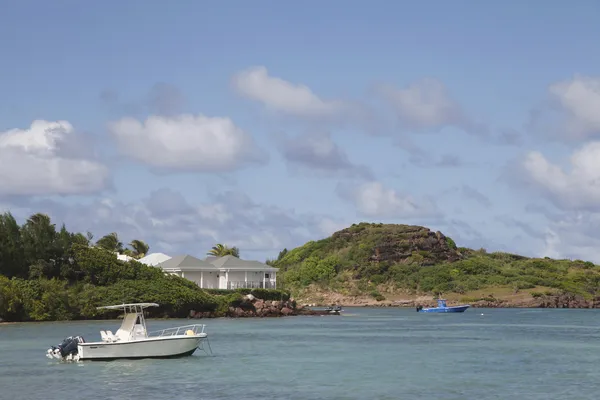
[1,1,600,262]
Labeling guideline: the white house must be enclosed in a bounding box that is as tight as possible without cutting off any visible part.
[137,252,172,266]
[156,254,278,290]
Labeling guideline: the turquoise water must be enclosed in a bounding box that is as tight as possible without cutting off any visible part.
[1,307,600,399]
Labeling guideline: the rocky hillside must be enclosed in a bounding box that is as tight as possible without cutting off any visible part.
[274,222,461,280]
[331,223,460,265]
[273,222,600,307]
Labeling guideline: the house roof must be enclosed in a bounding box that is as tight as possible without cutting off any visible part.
[138,252,172,266]
[157,255,216,271]
[156,254,279,272]
[208,255,278,271]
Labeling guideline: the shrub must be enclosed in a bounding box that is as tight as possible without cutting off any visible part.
[370,290,385,301]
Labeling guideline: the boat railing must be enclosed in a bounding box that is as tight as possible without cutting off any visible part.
[147,324,206,338]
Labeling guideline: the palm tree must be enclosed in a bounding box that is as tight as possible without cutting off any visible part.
[207,244,240,257]
[95,232,124,253]
[26,212,53,227]
[21,212,57,266]
[128,239,150,259]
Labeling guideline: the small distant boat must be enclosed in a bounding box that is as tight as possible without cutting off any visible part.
[325,305,343,315]
[46,303,210,361]
[416,299,470,313]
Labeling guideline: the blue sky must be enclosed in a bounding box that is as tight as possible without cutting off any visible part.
[1,1,600,262]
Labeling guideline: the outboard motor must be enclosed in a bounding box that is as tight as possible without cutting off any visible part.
[47,335,85,361]
[416,305,423,312]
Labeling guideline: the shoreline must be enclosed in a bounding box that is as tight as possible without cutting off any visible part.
[3,303,599,324]
[336,303,600,309]
[297,290,600,309]
[4,292,599,323]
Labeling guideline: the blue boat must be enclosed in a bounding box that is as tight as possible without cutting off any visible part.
[416,299,470,313]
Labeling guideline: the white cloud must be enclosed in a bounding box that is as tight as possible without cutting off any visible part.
[521,142,600,210]
[0,120,109,196]
[231,66,346,118]
[539,213,600,263]
[108,114,266,172]
[548,75,600,140]
[377,78,472,133]
[518,203,600,262]
[17,188,343,260]
[338,181,439,218]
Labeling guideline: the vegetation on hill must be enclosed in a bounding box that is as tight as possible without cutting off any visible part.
[0,212,286,322]
[272,223,600,302]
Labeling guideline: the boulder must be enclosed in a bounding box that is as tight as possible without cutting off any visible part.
[233,307,245,317]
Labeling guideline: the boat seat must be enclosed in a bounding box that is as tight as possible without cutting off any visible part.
[100,331,108,342]
[105,330,118,342]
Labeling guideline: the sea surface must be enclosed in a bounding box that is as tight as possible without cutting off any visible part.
[1,307,600,399]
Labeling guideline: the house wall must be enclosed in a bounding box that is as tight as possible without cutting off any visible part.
[180,271,219,289]
[168,269,277,290]
[224,270,278,289]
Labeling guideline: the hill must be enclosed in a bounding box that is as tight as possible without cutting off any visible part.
[272,222,600,308]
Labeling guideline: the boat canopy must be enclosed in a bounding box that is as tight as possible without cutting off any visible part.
[97,303,159,311]
[96,303,157,341]
[115,313,139,341]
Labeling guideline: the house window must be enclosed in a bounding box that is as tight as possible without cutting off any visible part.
[265,273,270,279]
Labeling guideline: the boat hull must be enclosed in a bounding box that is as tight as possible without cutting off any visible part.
[419,305,470,313]
[78,335,205,361]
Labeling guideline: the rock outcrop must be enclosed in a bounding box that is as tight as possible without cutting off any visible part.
[330,223,461,266]
[188,295,323,319]
[535,294,600,309]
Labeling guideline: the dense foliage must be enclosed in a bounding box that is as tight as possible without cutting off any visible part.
[273,222,600,299]
[0,212,284,322]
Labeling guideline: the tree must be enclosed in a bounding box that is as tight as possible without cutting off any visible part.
[277,248,288,261]
[128,239,150,259]
[207,244,240,257]
[20,213,59,278]
[95,232,124,253]
[0,212,26,278]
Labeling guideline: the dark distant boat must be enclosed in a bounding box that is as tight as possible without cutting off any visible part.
[416,299,470,313]
[325,305,343,315]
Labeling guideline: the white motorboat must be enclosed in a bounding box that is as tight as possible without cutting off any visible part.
[46,303,210,361]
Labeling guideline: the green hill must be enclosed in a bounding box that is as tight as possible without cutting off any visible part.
[272,222,600,306]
